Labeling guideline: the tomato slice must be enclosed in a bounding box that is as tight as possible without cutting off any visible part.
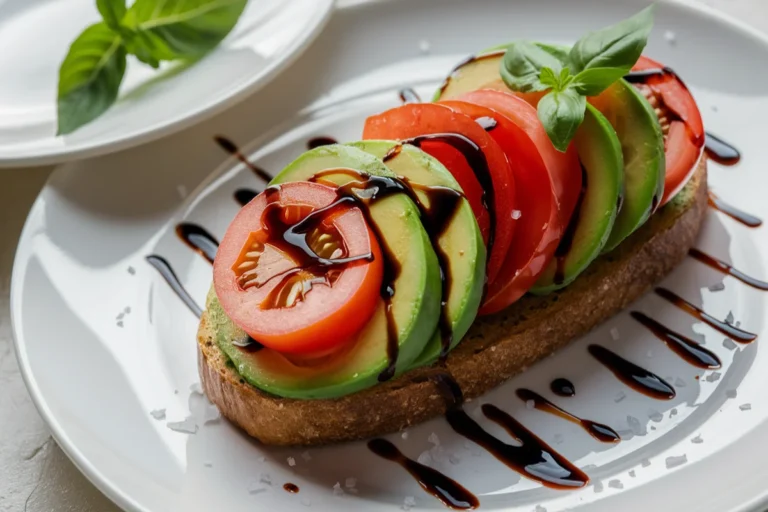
[438,99,560,312]
[363,103,516,284]
[632,56,705,205]
[213,182,383,356]
[459,89,583,226]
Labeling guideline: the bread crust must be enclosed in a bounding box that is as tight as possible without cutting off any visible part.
[198,159,708,446]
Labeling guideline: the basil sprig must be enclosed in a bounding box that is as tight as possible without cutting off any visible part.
[57,0,248,135]
[500,5,655,151]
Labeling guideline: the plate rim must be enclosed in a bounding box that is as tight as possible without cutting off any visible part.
[10,1,768,511]
[0,0,335,169]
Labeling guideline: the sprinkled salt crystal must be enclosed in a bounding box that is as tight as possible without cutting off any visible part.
[174,389,179,395]
[401,431,409,440]
[553,433,564,445]
[301,498,312,507]
[258,456,267,463]
[204,462,213,467]
[127,266,136,275]
[740,403,752,411]
[725,311,735,325]
[417,450,432,466]
[628,470,636,478]
[526,399,535,410]
[666,455,687,469]
[705,372,721,383]
[402,496,416,511]
[614,391,626,403]
[287,457,296,467]
[190,382,203,395]
[664,30,677,45]
[535,506,547,512]
[511,209,522,220]
[248,482,267,495]
[177,184,188,199]
[736,320,742,328]
[627,415,647,436]
[675,377,686,388]
[428,432,440,446]
[448,454,461,465]
[124,306,131,314]
[670,408,678,418]
[203,404,221,424]
[641,458,651,467]
[116,312,124,320]
[711,105,719,112]
[418,39,431,54]
[167,417,197,434]
[650,426,657,431]
[723,338,737,351]
[691,435,703,444]
[646,349,653,358]
[333,482,344,496]
[726,389,738,399]
[117,321,124,328]
[648,409,663,422]
[345,477,357,489]
[301,451,312,462]
[610,327,620,341]
[608,479,624,490]
[259,473,272,485]
[708,282,725,292]
[593,481,604,493]
[150,409,166,420]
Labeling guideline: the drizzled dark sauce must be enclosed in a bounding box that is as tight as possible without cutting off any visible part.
[234,188,258,206]
[368,439,478,510]
[689,248,768,291]
[399,87,422,104]
[436,50,506,98]
[214,135,274,183]
[176,223,219,264]
[474,116,497,131]
[145,255,203,317]
[283,483,299,493]
[550,378,575,397]
[623,67,674,83]
[307,137,338,150]
[588,345,676,400]
[516,388,619,443]
[654,287,757,343]
[708,192,762,228]
[554,165,587,284]
[704,133,741,166]
[631,311,721,369]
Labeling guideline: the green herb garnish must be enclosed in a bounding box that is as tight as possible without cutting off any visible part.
[500,5,655,151]
[57,0,248,135]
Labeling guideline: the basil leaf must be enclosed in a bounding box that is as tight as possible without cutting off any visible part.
[568,5,654,74]
[539,67,558,89]
[571,67,628,96]
[123,0,248,61]
[500,41,567,93]
[537,88,586,152]
[97,0,126,31]
[57,22,126,135]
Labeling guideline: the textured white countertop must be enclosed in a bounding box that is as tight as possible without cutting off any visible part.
[1,1,767,511]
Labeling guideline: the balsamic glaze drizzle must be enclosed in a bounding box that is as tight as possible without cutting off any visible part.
[708,192,762,228]
[398,87,422,104]
[145,255,203,318]
[214,135,274,182]
[689,249,768,291]
[588,345,676,400]
[176,223,219,264]
[704,133,741,166]
[631,311,721,369]
[234,188,259,206]
[550,378,576,398]
[283,483,300,493]
[307,137,338,150]
[368,439,478,510]
[654,287,757,343]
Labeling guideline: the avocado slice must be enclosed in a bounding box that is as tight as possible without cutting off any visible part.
[531,104,623,293]
[212,145,441,399]
[590,81,665,252]
[349,141,486,367]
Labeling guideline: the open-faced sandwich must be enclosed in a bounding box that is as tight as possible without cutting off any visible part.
[197,5,710,456]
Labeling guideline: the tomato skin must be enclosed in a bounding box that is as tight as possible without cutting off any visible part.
[213,182,383,356]
[363,102,516,285]
[458,89,582,227]
[632,56,705,205]
[438,99,560,312]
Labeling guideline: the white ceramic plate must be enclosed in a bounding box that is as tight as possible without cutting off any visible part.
[11,0,768,510]
[0,0,333,168]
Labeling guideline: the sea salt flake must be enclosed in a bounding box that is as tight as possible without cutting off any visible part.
[646,349,653,358]
[259,473,272,485]
[204,462,213,468]
[641,458,651,468]
[301,498,312,507]
[725,311,735,325]
[553,433,564,445]
[448,454,461,465]
[711,105,719,112]
[248,482,267,495]
[167,417,197,434]
[287,457,296,467]
[526,399,535,410]
[345,477,357,489]
[593,481,604,493]
[535,506,547,512]
[740,403,752,411]
[664,30,677,45]
[708,282,725,292]
[665,454,688,469]
[511,209,522,220]
[150,409,166,420]
[675,377,687,388]
[610,327,620,341]
[614,391,626,403]
[401,431,409,440]
[333,482,345,496]
[608,479,624,490]
[670,408,678,418]
[726,389,738,399]
[723,338,737,351]
[402,496,417,511]
[117,321,124,328]
[177,184,188,199]
[648,409,663,422]
[418,39,431,54]
[627,415,647,436]
[691,435,703,444]
[127,266,136,275]
[116,312,124,320]
[190,382,203,395]
[417,450,433,466]
[257,456,267,463]
[428,432,440,446]
[301,451,312,462]
[124,306,131,314]
[629,470,636,478]
[705,372,721,383]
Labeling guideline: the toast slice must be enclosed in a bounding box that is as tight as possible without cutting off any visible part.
[198,158,708,446]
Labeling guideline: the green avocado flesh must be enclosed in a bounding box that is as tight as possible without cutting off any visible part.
[595,80,665,252]
[348,141,486,368]
[531,104,624,293]
[213,144,441,399]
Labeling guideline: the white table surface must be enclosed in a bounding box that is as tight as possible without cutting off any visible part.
[1,1,767,511]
